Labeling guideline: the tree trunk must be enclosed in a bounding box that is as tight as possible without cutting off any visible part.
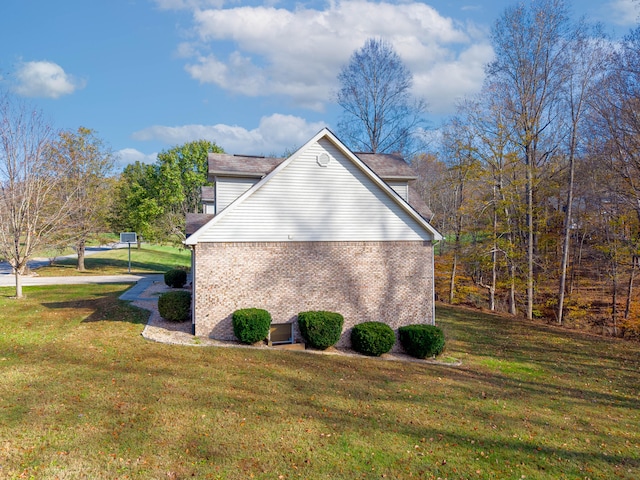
[612,267,618,337]
[624,258,637,320]
[77,240,86,272]
[14,269,23,299]
[449,253,457,304]
[509,262,517,315]
[558,150,576,325]
[526,146,534,320]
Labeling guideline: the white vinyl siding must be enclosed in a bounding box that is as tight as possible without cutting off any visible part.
[387,181,408,202]
[215,177,259,213]
[199,138,433,242]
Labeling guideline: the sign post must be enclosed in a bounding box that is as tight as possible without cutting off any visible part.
[119,232,137,273]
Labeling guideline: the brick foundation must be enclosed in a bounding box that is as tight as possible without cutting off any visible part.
[192,241,434,350]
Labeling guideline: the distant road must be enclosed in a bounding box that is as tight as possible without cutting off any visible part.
[0,243,129,276]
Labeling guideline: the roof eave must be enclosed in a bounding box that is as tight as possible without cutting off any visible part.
[210,170,265,178]
[381,175,418,181]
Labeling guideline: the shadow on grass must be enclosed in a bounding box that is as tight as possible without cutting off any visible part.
[48,257,175,274]
[42,292,149,325]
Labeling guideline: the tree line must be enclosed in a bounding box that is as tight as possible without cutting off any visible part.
[412,0,640,338]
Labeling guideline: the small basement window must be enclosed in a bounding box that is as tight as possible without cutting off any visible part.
[268,323,294,346]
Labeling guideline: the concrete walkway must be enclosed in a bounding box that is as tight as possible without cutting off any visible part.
[0,274,149,288]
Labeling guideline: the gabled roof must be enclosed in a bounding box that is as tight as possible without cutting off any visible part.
[201,186,215,202]
[208,154,282,178]
[186,213,214,235]
[355,152,417,180]
[185,128,442,245]
[208,151,417,182]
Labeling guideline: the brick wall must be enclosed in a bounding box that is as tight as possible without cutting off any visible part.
[193,241,434,350]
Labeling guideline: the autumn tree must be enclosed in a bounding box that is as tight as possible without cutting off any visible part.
[438,115,482,304]
[487,0,570,319]
[462,92,520,313]
[590,25,640,331]
[48,127,115,271]
[0,94,73,297]
[555,25,608,324]
[336,38,427,155]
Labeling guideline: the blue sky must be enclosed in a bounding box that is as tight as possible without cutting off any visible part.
[1,0,638,167]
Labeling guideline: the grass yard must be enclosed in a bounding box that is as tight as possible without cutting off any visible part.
[34,244,191,276]
[0,286,639,479]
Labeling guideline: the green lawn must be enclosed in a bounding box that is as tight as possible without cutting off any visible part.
[35,244,191,276]
[0,287,638,479]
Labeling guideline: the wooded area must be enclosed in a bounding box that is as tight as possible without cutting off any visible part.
[414,0,640,338]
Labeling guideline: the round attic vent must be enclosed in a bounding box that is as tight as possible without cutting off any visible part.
[317,152,330,167]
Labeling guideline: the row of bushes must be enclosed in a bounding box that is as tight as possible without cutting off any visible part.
[232,308,445,359]
[156,286,446,359]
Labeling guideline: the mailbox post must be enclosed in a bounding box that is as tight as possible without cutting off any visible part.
[119,232,137,273]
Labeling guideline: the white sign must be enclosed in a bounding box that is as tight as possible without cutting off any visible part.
[120,232,137,244]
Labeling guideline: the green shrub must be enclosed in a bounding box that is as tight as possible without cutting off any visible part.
[351,321,396,356]
[398,324,445,358]
[158,290,191,322]
[297,311,344,350]
[232,308,271,344]
[164,268,187,288]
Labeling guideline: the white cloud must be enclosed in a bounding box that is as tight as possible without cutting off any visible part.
[13,61,84,99]
[116,148,158,166]
[607,0,640,26]
[175,0,491,113]
[132,114,327,155]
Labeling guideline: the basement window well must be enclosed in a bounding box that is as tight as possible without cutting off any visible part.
[268,323,294,346]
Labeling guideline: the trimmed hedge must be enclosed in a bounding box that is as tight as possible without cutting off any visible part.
[158,290,191,322]
[398,324,445,358]
[297,311,343,350]
[232,308,271,344]
[351,321,396,356]
[164,268,187,288]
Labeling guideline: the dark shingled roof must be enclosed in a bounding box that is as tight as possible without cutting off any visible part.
[201,186,215,202]
[186,213,215,235]
[355,153,417,180]
[208,154,283,177]
[408,185,434,221]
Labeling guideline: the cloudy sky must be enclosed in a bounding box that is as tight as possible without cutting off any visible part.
[1,0,638,166]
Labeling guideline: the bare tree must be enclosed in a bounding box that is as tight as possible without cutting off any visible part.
[591,25,640,328]
[438,116,482,304]
[0,94,72,297]
[464,91,520,313]
[336,38,427,155]
[556,25,608,325]
[487,0,570,319]
[48,127,115,271]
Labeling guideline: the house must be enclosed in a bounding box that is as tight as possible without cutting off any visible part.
[184,128,441,349]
